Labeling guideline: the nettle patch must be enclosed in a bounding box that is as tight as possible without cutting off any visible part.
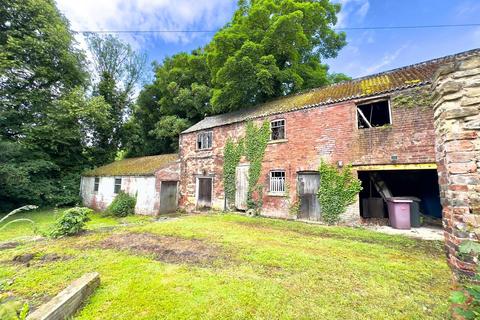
[223,121,270,212]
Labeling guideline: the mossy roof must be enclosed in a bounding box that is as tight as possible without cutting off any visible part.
[83,154,178,177]
[183,48,480,134]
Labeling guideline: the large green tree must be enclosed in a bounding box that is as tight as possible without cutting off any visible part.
[127,50,212,156]
[127,0,347,156]
[86,34,147,165]
[0,0,111,210]
[207,0,346,113]
[0,0,87,140]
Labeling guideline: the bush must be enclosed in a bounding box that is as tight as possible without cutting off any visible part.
[49,207,92,238]
[317,160,362,225]
[106,191,136,217]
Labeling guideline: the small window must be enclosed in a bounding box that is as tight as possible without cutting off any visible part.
[94,177,100,192]
[114,178,122,194]
[197,131,212,150]
[269,171,286,194]
[270,119,285,140]
[357,100,391,129]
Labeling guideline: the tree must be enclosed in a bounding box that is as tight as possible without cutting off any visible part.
[0,0,112,209]
[86,34,147,164]
[207,0,347,113]
[128,0,348,156]
[0,0,87,141]
[127,50,212,156]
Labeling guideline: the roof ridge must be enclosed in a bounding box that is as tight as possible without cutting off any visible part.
[183,48,480,134]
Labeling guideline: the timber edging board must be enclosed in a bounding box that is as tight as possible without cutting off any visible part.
[26,272,100,320]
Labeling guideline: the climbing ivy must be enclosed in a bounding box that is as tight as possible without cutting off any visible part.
[245,121,270,211]
[317,160,362,225]
[223,137,244,206]
[222,121,270,211]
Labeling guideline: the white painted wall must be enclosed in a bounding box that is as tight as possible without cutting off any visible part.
[80,175,159,215]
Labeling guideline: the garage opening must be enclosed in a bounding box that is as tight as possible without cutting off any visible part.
[358,169,442,227]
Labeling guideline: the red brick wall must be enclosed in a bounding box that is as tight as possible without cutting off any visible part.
[179,87,436,217]
[154,161,181,211]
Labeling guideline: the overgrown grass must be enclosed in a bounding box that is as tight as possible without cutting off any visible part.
[0,212,451,319]
[0,208,148,242]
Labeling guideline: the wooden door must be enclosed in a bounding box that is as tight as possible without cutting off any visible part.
[297,172,321,221]
[160,181,178,213]
[197,177,212,209]
[235,164,249,210]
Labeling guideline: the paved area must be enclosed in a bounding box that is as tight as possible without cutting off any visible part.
[367,225,444,241]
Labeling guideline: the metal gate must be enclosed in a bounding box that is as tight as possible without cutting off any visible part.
[235,164,249,210]
[159,181,178,213]
[297,172,321,221]
[197,177,212,209]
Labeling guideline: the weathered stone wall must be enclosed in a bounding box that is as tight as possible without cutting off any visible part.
[179,86,436,219]
[431,54,480,279]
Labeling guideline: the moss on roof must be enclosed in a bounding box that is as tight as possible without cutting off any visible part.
[83,154,178,177]
[183,48,480,134]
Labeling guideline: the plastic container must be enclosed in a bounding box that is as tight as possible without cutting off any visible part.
[393,197,421,227]
[387,198,413,229]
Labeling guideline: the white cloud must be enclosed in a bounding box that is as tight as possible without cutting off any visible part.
[364,45,407,74]
[55,0,236,47]
[335,0,370,27]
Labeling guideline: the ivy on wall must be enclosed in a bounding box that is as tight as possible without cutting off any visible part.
[222,121,270,211]
[317,160,362,225]
[223,137,244,205]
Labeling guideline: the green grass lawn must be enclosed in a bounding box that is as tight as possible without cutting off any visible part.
[0,211,452,319]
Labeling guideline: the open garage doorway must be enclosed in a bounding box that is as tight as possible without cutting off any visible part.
[357,169,442,228]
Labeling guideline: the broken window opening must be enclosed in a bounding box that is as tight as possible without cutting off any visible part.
[357,100,391,129]
[270,119,285,140]
[197,131,213,150]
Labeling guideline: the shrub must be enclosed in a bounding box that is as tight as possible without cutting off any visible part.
[49,207,92,238]
[106,191,136,217]
[450,241,480,319]
[317,160,362,225]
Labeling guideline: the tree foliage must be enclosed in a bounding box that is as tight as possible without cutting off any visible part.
[86,34,147,164]
[126,0,347,156]
[0,0,114,210]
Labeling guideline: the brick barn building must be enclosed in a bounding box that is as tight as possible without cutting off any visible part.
[179,50,479,224]
[81,49,480,277]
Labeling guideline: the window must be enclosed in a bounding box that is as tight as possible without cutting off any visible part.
[270,119,285,140]
[197,131,212,150]
[94,177,99,192]
[114,178,122,194]
[269,171,286,194]
[357,100,391,129]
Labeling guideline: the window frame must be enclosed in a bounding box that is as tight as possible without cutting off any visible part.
[196,131,213,150]
[356,98,392,129]
[269,170,286,194]
[270,119,286,141]
[94,177,100,193]
[114,178,122,194]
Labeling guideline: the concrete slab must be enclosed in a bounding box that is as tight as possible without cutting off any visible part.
[367,225,444,241]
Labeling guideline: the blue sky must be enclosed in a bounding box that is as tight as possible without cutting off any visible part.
[56,0,480,79]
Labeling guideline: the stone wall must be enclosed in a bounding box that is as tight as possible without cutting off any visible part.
[432,54,480,279]
[179,86,437,219]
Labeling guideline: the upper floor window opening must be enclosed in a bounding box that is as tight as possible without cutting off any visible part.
[197,131,213,150]
[357,100,391,129]
[270,119,285,140]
